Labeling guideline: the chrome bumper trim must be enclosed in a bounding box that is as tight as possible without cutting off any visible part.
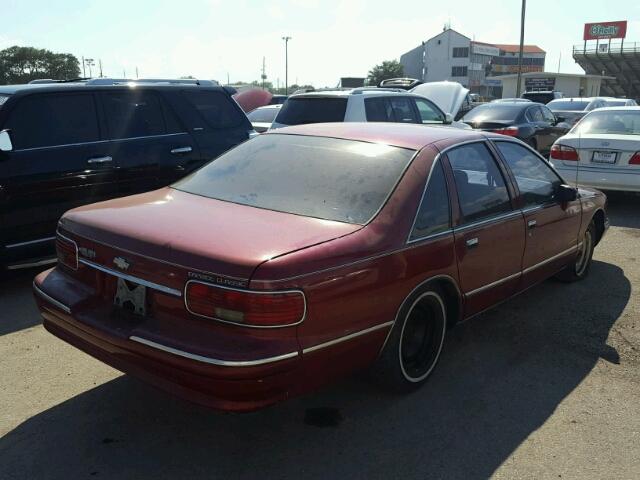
[33,282,71,314]
[129,336,299,367]
[302,321,394,354]
[79,259,182,297]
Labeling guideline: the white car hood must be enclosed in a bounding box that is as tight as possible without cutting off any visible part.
[411,81,469,117]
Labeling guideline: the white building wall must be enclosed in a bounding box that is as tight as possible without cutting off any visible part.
[499,75,604,98]
[424,30,471,86]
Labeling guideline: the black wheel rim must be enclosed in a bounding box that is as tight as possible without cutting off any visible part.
[399,296,445,381]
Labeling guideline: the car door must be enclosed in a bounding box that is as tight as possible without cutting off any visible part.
[493,140,582,288]
[526,105,554,153]
[100,89,200,196]
[444,141,526,316]
[0,92,117,265]
[540,105,565,153]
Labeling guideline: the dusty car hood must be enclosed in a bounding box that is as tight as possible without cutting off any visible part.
[411,81,469,117]
[60,188,361,280]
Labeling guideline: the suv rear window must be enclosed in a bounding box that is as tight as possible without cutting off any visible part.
[182,90,244,128]
[173,134,414,224]
[274,97,347,125]
[5,93,99,149]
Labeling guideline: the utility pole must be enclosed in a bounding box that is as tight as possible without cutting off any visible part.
[82,56,86,77]
[261,56,267,90]
[85,58,95,78]
[136,67,139,79]
[99,59,103,78]
[515,0,526,98]
[227,72,230,85]
[282,36,291,95]
[558,52,561,73]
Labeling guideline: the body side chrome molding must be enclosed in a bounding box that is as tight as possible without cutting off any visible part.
[13,132,189,153]
[5,236,56,249]
[7,257,57,270]
[33,282,71,314]
[183,279,307,329]
[79,258,182,297]
[129,336,299,367]
[466,271,521,297]
[453,210,522,233]
[302,321,394,354]
[522,245,577,275]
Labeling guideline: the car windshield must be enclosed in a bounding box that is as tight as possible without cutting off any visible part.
[274,97,348,125]
[604,100,627,107]
[572,110,640,136]
[462,104,523,123]
[173,134,415,224]
[548,100,590,111]
[0,94,9,107]
[247,107,279,123]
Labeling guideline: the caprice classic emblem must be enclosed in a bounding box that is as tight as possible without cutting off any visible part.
[113,257,131,271]
[78,247,96,259]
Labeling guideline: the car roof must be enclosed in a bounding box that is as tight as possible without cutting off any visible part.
[590,106,640,111]
[290,89,421,99]
[264,122,485,150]
[0,83,228,95]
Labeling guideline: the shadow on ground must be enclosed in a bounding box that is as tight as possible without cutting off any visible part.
[605,191,640,229]
[0,267,42,336]
[0,260,629,480]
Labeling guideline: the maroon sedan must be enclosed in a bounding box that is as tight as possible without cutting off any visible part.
[33,123,608,411]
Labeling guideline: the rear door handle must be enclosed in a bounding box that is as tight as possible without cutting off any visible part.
[171,146,193,154]
[87,156,113,164]
[466,237,479,248]
[528,219,537,229]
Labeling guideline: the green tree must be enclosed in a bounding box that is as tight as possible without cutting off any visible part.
[366,60,404,86]
[0,46,81,84]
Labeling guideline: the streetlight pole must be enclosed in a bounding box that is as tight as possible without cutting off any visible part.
[515,0,526,98]
[282,36,291,95]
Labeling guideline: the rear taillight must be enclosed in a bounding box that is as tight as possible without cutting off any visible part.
[185,281,306,327]
[56,233,78,270]
[550,144,579,161]
[630,152,640,165]
[493,127,519,137]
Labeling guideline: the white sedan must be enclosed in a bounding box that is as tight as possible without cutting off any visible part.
[549,106,640,192]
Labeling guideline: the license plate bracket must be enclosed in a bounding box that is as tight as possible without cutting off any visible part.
[592,151,617,164]
[114,277,147,316]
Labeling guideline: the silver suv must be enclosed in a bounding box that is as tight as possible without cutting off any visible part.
[270,88,470,130]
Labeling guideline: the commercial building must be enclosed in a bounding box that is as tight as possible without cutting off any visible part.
[490,72,613,99]
[399,28,546,97]
[572,21,640,100]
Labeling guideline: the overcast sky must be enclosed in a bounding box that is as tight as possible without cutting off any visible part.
[1,0,638,86]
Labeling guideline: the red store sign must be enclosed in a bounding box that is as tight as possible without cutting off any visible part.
[584,21,627,41]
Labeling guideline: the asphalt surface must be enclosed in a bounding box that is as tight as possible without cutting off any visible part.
[1,193,639,480]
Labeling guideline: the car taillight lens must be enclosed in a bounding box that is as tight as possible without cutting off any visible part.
[629,152,640,165]
[493,127,519,136]
[550,144,579,161]
[185,282,305,327]
[56,234,78,270]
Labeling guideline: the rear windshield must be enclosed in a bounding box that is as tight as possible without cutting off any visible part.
[572,110,640,136]
[173,134,414,224]
[247,107,280,123]
[274,97,347,126]
[462,104,523,123]
[548,100,590,111]
[521,93,553,104]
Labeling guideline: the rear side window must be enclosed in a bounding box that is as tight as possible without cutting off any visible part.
[365,97,394,122]
[447,143,512,223]
[183,90,244,129]
[275,97,347,125]
[5,93,99,149]
[364,97,420,123]
[389,97,418,123]
[103,91,165,139]
[409,161,450,241]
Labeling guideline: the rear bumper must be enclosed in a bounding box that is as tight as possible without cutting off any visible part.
[33,268,302,412]
[553,163,640,192]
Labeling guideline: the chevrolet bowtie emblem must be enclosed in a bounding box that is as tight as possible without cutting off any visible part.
[113,257,131,271]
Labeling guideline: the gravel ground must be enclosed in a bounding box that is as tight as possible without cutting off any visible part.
[1,193,639,480]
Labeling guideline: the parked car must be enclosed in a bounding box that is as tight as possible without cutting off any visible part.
[246,104,282,132]
[33,123,607,411]
[268,94,288,105]
[411,81,474,120]
[462,101,567,155]
[270,88,468,130]
[492,98,532,103]
[602,97,638,107]
[0,80,254,270]
[549,106,640,192]
[521,90,564,104]
[547,97,608,127]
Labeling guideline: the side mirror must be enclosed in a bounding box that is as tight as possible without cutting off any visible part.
[556,184,578,203]
[444,113,453,124]
[0,129,13,152]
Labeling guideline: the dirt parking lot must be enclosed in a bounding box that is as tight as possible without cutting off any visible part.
[1,193,639,480]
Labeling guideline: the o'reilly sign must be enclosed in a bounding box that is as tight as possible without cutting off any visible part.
[584,21,627,41]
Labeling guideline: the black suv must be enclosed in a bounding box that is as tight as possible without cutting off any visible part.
[0,81,254,270]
